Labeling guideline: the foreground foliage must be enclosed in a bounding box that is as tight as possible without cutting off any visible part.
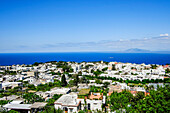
[109,84,170,112]
[127,85,170,112]
[39,106,63,113]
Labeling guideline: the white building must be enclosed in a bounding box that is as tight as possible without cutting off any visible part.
[54,94,81,113]
[86,99,103,111]
[2,82,22,90]
[0,82,2,90]
[3,104,32,113]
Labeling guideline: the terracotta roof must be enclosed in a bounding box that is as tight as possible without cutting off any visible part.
[89,93,103,100]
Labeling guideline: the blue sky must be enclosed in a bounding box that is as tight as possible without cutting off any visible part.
[0,0,170,53]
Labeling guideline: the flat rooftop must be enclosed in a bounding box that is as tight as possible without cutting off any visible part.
[3,104,32,110]
[0,95,19,100]
[54,94,77,106]
[30,102,47,109]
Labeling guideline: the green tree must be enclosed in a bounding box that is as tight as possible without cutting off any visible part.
[112,64,116,70]
[22,93,44,104]
[78,110,85,113]
[69,80,76,86]
[127,85,170,112]
[53,94,62,100]
[0,100,11,106]
[75,74,79,86]
[165,68,170,73]
[28,84,36,90]
[95,79,102,84]
[40,106,63,113]
[46,98,55,106]
[94,69,103,76]
[32,62,42,66]
[103,82,110,88]
[110,90,133,111]
[8,110,18,113]
[102,67,108,71]
[61,74,67,87]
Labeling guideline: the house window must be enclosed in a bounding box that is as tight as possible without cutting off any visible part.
[70,108,73,112]
[94,103,97,105]
[88,103,90,110]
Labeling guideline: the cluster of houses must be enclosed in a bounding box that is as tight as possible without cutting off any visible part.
[0,61,169,85]
[54,90,105,113]
[0,61,169,113]
[0,81,163,113]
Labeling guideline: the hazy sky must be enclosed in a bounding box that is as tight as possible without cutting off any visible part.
[0,0,170,53]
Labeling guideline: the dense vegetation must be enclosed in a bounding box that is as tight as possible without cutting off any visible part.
[0,100,11,106]
[0,86,22,98]
[0,61,169,113]
[39,106,63,113]
[109,84,170,112]
[90,86,108,96]
[46,94,62,106]
[26,80,62,92]
[22,93,44,104]
[0,70,17,75]
[0,110,19,113]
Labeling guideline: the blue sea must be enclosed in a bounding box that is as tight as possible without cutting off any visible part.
[0,53,169,65]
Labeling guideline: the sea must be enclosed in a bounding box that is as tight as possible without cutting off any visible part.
[0,53,170,66]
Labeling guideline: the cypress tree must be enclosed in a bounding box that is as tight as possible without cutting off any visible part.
[61,74,67,86]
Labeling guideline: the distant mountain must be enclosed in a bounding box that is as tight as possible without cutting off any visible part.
[125,48,151,53]
[93,48,170,54]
